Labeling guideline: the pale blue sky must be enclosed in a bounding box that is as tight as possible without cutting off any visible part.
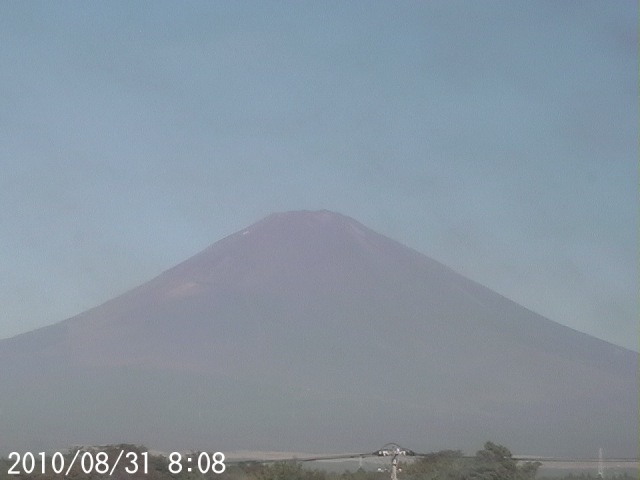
[1,1,636,350]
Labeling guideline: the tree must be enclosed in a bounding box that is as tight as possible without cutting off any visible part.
[470,442,540,480]
[405,450,466,480]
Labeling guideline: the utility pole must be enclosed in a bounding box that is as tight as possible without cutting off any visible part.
[390,455,398,480]
[376,443,415,480]
[597,448,604,478]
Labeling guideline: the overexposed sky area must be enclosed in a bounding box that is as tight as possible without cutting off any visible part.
[1,1,637,350]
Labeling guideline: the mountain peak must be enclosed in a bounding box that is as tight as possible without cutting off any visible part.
[243,209,370,238]
[160,210,390,295]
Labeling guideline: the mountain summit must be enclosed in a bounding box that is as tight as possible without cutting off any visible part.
[0,210,636,457]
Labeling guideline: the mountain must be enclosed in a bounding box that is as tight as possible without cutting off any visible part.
[0,210,636,457]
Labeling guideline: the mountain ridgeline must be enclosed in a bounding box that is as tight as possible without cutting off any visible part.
[0,211,635,457]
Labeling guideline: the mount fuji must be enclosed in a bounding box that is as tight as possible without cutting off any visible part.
[0,211,635,457]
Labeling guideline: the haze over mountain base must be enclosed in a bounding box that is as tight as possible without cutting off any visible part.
[0,211,636,457]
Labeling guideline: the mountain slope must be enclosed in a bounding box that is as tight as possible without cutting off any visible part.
[0,210,636,457]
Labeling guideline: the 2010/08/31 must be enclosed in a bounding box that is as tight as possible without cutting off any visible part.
[7,450,226,475]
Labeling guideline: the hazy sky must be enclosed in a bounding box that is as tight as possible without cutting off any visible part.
[1,1,636,350]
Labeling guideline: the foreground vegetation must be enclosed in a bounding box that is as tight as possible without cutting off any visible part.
[0,442,629,480]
